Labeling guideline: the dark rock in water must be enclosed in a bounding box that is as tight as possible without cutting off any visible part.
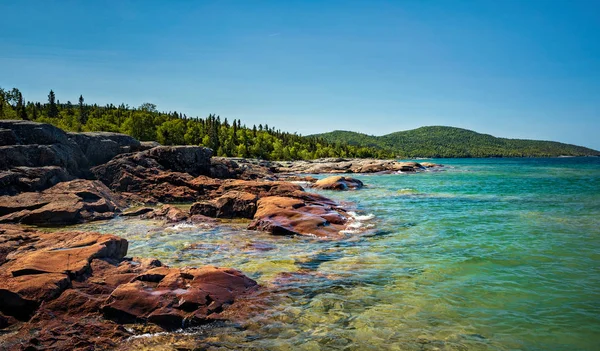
[0,224,258,349]
[68,131,141,167]
[0,179,124,225]
[121,206,155,217]
[190,191,259,219]
[190,201,218,218]
[312,176,364,190]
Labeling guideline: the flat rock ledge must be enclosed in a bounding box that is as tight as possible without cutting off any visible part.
[0,224,257,350]
[221,157,442,174]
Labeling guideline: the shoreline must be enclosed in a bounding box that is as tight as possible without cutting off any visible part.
[0,121,443,349]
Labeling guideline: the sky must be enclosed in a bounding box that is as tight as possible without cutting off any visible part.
[1,0,599,149]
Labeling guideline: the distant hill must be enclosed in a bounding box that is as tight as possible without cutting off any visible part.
[310,126,600,158]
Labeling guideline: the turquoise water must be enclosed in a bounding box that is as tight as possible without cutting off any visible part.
[79,158,600,350]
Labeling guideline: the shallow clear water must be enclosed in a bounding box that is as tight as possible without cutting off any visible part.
[75,158,600,350]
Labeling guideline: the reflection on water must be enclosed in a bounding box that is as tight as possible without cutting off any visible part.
[71,158,600,350]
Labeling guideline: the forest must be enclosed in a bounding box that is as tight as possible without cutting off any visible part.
[312,127,600,157]
[0,87,391,160]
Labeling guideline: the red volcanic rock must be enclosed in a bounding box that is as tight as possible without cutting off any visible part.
[91,146,221,203]
[0,224,258,349]
[217,179,304,197]
[102,266,257,329]
[248,196,349,239]
[0,179,124,225]
[313,176,364,190]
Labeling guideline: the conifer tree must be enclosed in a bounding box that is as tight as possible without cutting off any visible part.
[47,90,59,118]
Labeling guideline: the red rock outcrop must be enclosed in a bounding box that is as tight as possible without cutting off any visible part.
[312,176,364,190]
[0,224,258,350]
[248,195,350,239]
[91,146,221,203]
[0,179,124,225]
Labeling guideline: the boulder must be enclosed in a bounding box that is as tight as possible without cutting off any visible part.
[190,191,258,219]
[0,179,124,225]
[248,195,350,239]
[313,176,364,190]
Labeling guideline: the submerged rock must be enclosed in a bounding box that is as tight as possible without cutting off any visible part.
[313,176,364,190]
[0,224,258,350]
[102,266,257,329]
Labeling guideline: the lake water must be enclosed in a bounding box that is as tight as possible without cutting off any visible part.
[76,157,600,350]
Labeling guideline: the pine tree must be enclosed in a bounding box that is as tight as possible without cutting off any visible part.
[47,90,59,118]
[78,95,87,124]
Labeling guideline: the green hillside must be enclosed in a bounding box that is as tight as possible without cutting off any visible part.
[311,126,600,158]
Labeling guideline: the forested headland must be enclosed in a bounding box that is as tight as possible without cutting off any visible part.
[3,87,597,159]
[0,87,390,160]
[312,127,600,157]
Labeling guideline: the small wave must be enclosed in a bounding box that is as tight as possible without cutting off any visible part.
[398,188,419,195]
[341,212,376,234]
[165,223,197,231]
[348,211,375,221]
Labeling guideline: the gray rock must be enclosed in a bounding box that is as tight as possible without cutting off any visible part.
[0,166,72,196]
[0,128,18,146]
[68,132,141,167]
[144,146,212,176]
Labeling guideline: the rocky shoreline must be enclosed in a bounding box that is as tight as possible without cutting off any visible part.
[0,121,440,350]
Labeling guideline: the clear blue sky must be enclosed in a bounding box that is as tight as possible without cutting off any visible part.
[1,0,599,149]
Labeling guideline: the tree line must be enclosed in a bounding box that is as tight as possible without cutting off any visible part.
[0,87,392,160]
[313,126,600,157]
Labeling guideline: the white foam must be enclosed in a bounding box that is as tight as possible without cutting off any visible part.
[348,212,375,221]
[340,211,376,235]
[165,223,196,231]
